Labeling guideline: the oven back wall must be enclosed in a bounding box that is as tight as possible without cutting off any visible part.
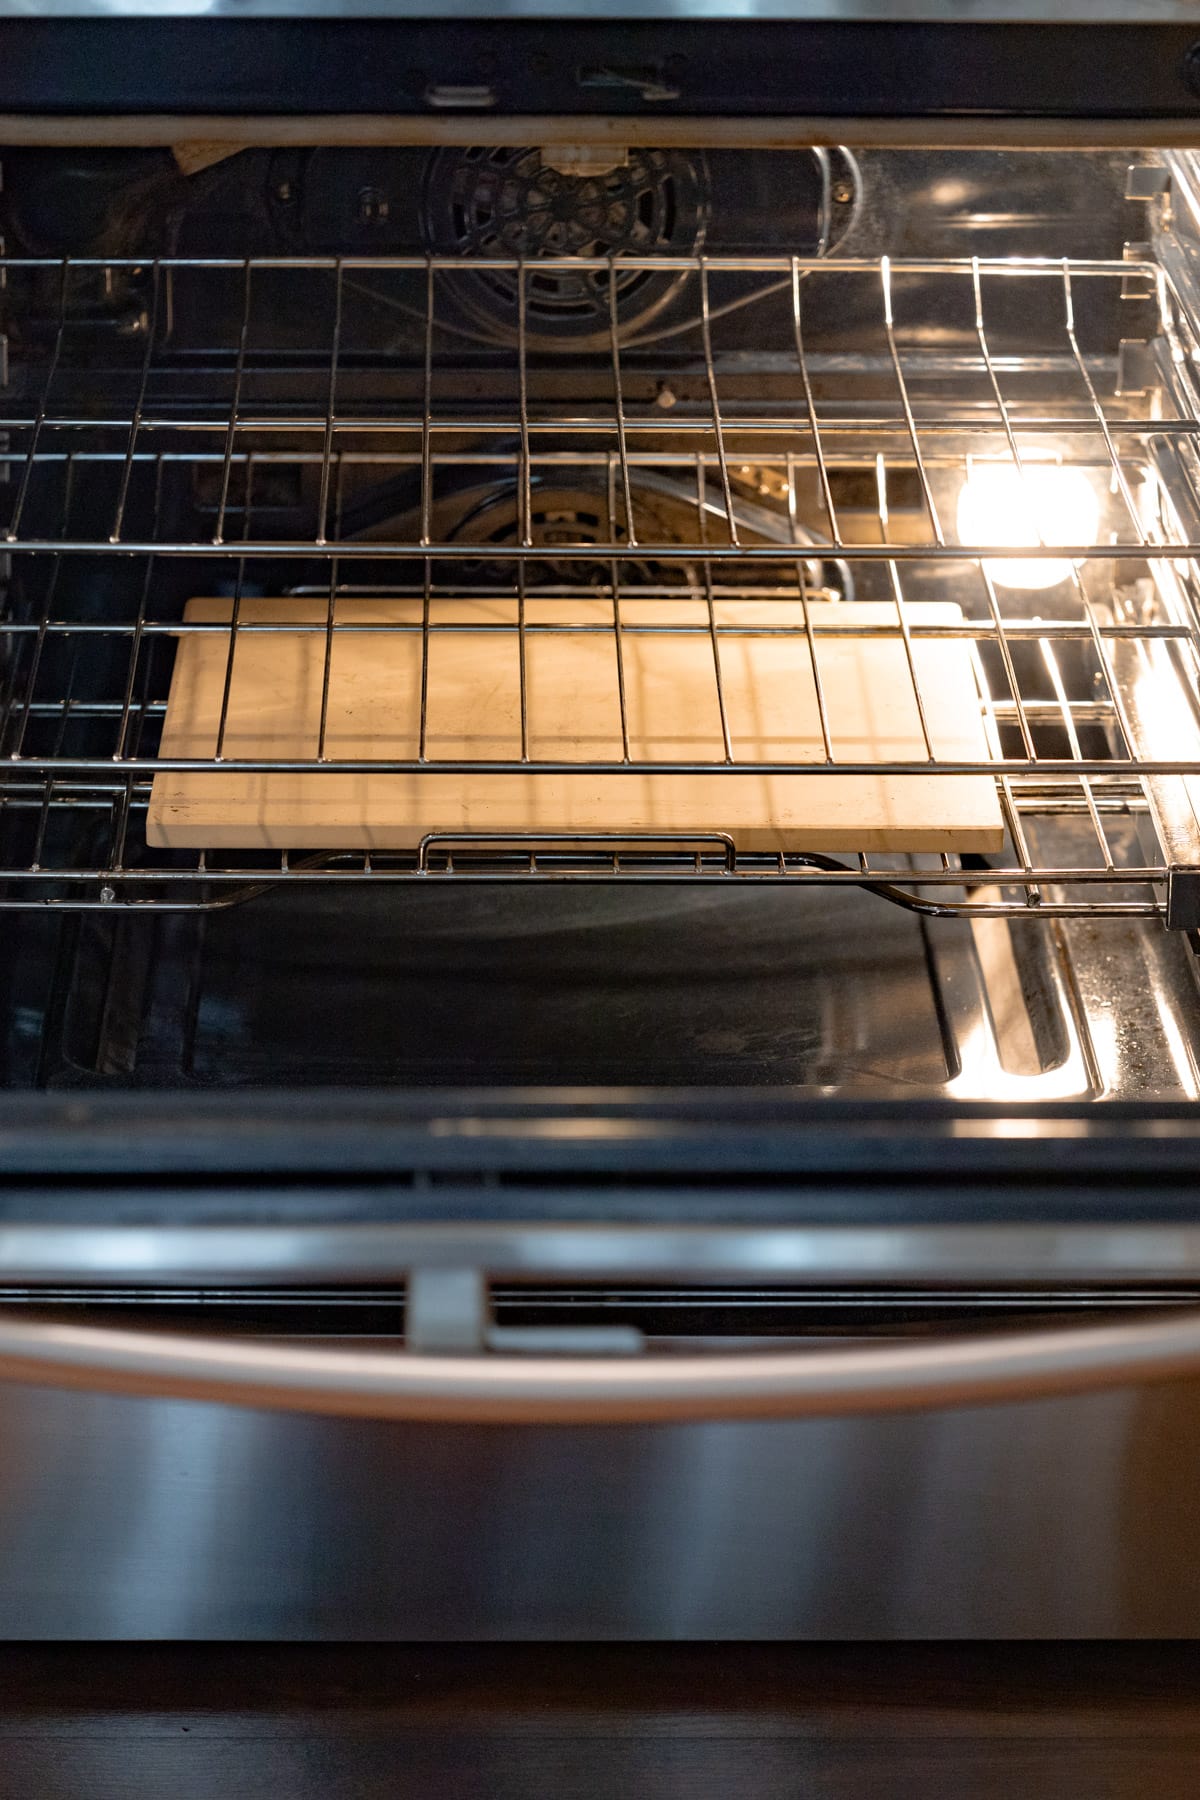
[0,1376,1196,1638]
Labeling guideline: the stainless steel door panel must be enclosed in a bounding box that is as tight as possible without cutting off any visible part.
[0,1378,1195,1638]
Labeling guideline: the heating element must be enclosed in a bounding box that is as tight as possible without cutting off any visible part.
[4,245,1200,917]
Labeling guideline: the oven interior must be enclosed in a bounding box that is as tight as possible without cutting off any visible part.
[4,141,1200,1105]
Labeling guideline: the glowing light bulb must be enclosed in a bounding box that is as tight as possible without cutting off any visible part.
[956,464,1100,590]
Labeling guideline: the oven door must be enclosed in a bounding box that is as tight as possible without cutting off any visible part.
[0,1092,1199,1639]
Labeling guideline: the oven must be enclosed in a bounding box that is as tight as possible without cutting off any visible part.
[3,1,1200,1640]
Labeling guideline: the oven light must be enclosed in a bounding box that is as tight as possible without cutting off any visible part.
[956,464,1100,590]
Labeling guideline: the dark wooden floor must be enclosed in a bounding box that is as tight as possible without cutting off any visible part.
[1,1645,1199,1799]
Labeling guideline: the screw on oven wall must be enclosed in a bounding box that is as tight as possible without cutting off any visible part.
[99,886,115,905]
[654,381,677,409]
[275,180,295,204]
[832,181,854,205]
[357,186,390,225]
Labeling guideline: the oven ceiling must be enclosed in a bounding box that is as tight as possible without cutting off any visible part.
[1,4,1200,139]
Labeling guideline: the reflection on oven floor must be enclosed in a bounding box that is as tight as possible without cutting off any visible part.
[0,877,1193,1096]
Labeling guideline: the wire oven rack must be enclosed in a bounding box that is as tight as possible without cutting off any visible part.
[4,247,1200,917]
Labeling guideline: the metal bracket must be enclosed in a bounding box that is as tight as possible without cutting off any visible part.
[1168,866,1200,933]
[405,1267,488,1354]
[576,66,681,104]
[1126,163,1171,202]
[405,1267,643,1357]
[1122,241,1158,302]
[1117,338,1157,397]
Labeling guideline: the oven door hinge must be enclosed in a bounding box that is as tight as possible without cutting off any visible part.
[405,1267,644,1357]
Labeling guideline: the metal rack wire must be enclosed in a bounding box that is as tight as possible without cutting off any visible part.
[4,248,1200,916]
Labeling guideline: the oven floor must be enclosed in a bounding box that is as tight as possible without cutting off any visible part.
[0,1644,1197,1800]
[2,884,954,1089]
[6,877,1200,1097]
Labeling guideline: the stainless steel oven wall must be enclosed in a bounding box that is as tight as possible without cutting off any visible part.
[1,1377,1198,1638]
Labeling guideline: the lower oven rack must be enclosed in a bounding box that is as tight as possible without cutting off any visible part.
[4,249,1200,918]
[0,803,1176,920]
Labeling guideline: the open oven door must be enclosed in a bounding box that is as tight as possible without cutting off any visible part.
[0,1092,1199,1639]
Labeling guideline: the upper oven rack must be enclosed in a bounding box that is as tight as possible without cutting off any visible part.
[3,248,1200,917]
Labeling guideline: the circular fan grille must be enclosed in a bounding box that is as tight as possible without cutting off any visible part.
[440,475,702,589]
[422,145,708,347]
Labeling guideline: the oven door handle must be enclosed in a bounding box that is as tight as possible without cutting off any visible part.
[1,1308,1200,1422]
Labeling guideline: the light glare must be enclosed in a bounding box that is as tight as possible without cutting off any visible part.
[956,464,1101,590]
